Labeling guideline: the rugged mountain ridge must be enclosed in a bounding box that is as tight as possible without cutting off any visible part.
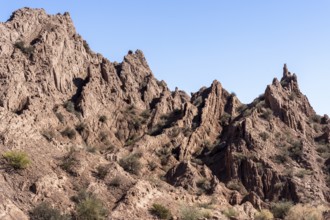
[0,8,329,219]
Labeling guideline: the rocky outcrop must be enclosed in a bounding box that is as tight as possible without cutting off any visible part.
[264,64,315,133]
[0,8,329,220]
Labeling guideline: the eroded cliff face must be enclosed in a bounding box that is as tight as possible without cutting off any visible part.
[0,8,329,220]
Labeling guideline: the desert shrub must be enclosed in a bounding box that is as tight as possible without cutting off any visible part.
[30,202,69,220]
[125,134,138,146]
[226,180,248,195]
[316,144,328,154]
[237,104,248,113]
[95,165,109,180]
[14,41,34,56]
[83,40,91,53]
[148,161,158,171]
[243,108,252,117]
[75,123,87,134]
[61,127,76,139]
[108,176,124,187]
[156,146,171,166]
[316,144,330,159]
[169,127,181,138]
[310,114,322,124]
[223,207,238,219]
[60,149,78,174]
[271,201,293,219]
[98,131,108,143]
[273,150,290,164]
[157,147,171,157]
[295,169,313,179]
[259,131,270,141]
[76,196,107,220]
[274,182,285,190]
[99,115,107,123]
[119,153,142,175]
[288,92,298,101]
[55,112,64,123]
[42,129,55,142]
[191,158,203,165]
[86,145,97,153]
[232,152,248,161]
[256,101,266,111]
[149,203,172,220]
[289,141,303,159]
[3,151,30,170]
[261,108,273,120]
[140,110,151,119]
[72,189,93,203]
[285,204,326,220]
[63,101,75,113]
[192,96,203,106]
[220,112,231,125]
[180,206,202,220]
[196,178,212,194]
[254,209,274,220]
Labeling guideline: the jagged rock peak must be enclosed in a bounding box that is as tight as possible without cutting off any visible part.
[280,64,299,91]
[283,63,289,77]
[7,7,71,22]
[0,8,329,220]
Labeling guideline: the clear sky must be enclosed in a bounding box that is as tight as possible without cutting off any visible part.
[1,1,329,115]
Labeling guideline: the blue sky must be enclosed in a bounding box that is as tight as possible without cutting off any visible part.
[1,1,330,114]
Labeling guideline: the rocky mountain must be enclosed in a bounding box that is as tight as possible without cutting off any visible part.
[0,8,329,220]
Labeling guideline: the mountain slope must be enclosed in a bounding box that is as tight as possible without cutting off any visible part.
[0,8,329,220]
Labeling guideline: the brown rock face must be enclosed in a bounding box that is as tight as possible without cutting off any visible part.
[0,8,329,219]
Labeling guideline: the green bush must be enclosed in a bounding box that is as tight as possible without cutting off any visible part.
[119,153,142,175]
[180,206,202,220]
[254,209,274,220]
[76,197,107,220]
[223,207,238,219]
[3,151,30,170]
[271,201,293,219]
[285,204,326,220]
[30,202,69,220]
[149,203,172,219]
[226,180,248,195]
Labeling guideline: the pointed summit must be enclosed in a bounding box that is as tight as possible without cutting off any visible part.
[283,63,289,77]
